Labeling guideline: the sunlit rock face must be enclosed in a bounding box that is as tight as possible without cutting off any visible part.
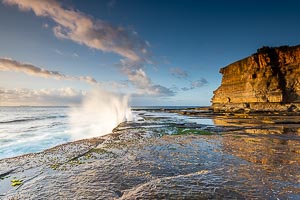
[212,45,300,112]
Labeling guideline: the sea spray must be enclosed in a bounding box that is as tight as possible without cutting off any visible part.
[69,88,132,140]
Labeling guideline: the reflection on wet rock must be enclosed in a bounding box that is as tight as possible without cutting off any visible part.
[0,109,299,199]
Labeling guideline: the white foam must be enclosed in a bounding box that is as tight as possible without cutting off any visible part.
[68,88,132,140]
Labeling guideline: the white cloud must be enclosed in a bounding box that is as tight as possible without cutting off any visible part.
[169,67,208,91]
[181,78,208,91]
[72,52,79,57]
[170,67,189,79]
[191,78,208,88]
[3,0,147,61]
[42,23,49,29]
[54,49,64,55]
[0,87,86,106]
[120,59,175,96]
[106,81,129,90]
[0,58,98,85]
[78,76,98,85]
[4,0,174,97]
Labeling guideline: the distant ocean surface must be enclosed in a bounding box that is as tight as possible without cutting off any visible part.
[0,106,71,159]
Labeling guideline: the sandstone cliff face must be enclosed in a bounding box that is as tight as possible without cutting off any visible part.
[212,45,300,112]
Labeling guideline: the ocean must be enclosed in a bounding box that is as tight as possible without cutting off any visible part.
[0,106,71,159]
[0,106,204,159]
[0,106,213,160]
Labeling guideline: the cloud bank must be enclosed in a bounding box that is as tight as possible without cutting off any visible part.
[3,0,174,97]
[0,87,85,106]
[0,58,98,85]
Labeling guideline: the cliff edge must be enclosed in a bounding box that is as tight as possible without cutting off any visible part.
[212,45,300,112]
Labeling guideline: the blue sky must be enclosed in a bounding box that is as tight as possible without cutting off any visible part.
[0,0,300,106]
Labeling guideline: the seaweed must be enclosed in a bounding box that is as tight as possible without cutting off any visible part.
[11,179,23,187]
[174,128,213,135]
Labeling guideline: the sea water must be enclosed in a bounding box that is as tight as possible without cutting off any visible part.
[0,88,133,159]
[0,106,70,159]
[0,106,215,159]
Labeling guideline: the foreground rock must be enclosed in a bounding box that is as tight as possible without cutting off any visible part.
[0,110,299,199]
[212,45,300,112]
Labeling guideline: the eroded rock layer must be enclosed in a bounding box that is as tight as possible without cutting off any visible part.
[212,45,300,112]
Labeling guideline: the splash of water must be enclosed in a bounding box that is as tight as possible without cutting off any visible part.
[69,88,132,140]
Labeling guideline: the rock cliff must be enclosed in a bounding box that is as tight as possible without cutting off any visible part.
[212,45,300,112]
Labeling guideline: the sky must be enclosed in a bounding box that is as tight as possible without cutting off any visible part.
[0,0,300,106]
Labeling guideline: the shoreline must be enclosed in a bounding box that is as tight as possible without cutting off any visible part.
[0,108,299,199]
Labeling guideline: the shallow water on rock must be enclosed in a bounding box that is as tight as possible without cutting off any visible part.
[0,109,299,199]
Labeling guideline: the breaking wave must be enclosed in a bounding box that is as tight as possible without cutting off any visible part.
[69,88,132,140]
